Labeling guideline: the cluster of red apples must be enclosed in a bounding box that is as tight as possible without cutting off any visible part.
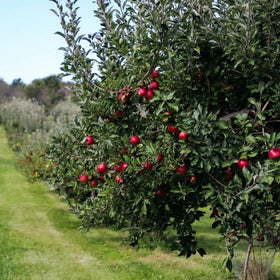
[117,70,160,104]
[78,71,280,200]
[79,129,190,198]
[79,129,280,194]
[137,70,160,100]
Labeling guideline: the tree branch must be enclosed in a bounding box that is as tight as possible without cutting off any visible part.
[208,173,227,188]
[222,109,255,121]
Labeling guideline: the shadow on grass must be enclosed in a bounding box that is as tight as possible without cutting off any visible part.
[47,205,231,260]
[47,207,126,245]
[137,223,225,256]
[47,207,81,231]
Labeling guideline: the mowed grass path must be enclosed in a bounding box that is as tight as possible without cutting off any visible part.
[2,126,279,280]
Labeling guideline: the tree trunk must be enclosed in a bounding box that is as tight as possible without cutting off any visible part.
[243,237,253,280]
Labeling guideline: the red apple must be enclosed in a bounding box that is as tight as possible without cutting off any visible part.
[118,92,124,101]
[114,110,123,118]
[130,135,140,145]
[241,223,246,229]
[210,208,219,218]
[138,87,147,97]
[115,165,123,172]
[177,165,187,175]
[178,131,188,140]
[85,135,94,145]
[273,237,279,244]
[237,159,249,169]
[115,174,121,184]
[148,80,159,90]
[167,125,178,133]
[97,163,107,173]
[145,89,155,100]
[142,161,153,170]
[156,190,166,198]
[258,235,264,242]
[99,175,105,183]
[122,162,128,171]
[119,148,129,154]
[225,168,233,181]
[90,179,98,187]
[190,176,197,183]
[268,148,280,159]
[118,92,129,103]
[151,70,159,79]
[157,154,164,162]
[79,174,88,183]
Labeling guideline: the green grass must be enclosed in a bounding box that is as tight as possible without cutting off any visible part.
[0,126,279,280]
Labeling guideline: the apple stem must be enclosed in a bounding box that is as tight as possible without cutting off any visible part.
[243,237,253,280]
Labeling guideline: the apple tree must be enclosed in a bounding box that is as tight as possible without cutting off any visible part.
[48,0,280,278]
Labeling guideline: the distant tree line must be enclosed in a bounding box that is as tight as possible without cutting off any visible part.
[0,75,72,109]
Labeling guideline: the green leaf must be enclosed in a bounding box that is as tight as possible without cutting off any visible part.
[246,135,255,144]
[216,119,228,130]
[242,167,253,183]
[141,203,147,215]
[258,81,265,93]
[55,31,65,38]
[204,161,211,172]
[168,99,180,112]
[247,97,256,105]
[145,142,156,154]
[165,91,175,101]
[274,133,280,142]
[234,58,244,69]
[265,176,274,185]
[222,160,235,168]
[240,192,249,203]
[109,208,116,218]
[194,46,200,55]
[270,132,276,145]
[156,102,165,115]
[247,151,258,157]
[50,8,59,17]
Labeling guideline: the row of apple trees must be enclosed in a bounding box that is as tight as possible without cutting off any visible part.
[47,0,280,276]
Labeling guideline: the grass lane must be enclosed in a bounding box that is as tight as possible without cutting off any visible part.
[2,126,278,279]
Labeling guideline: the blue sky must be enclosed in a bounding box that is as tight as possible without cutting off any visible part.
[0,0,99,85]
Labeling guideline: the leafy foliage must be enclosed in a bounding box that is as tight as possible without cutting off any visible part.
[48,0,280,276]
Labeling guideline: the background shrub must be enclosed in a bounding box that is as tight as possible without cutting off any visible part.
[0,97,45,135]
[0,97,80,180]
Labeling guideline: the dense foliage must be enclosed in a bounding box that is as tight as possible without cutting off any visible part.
[48,0,280,278]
